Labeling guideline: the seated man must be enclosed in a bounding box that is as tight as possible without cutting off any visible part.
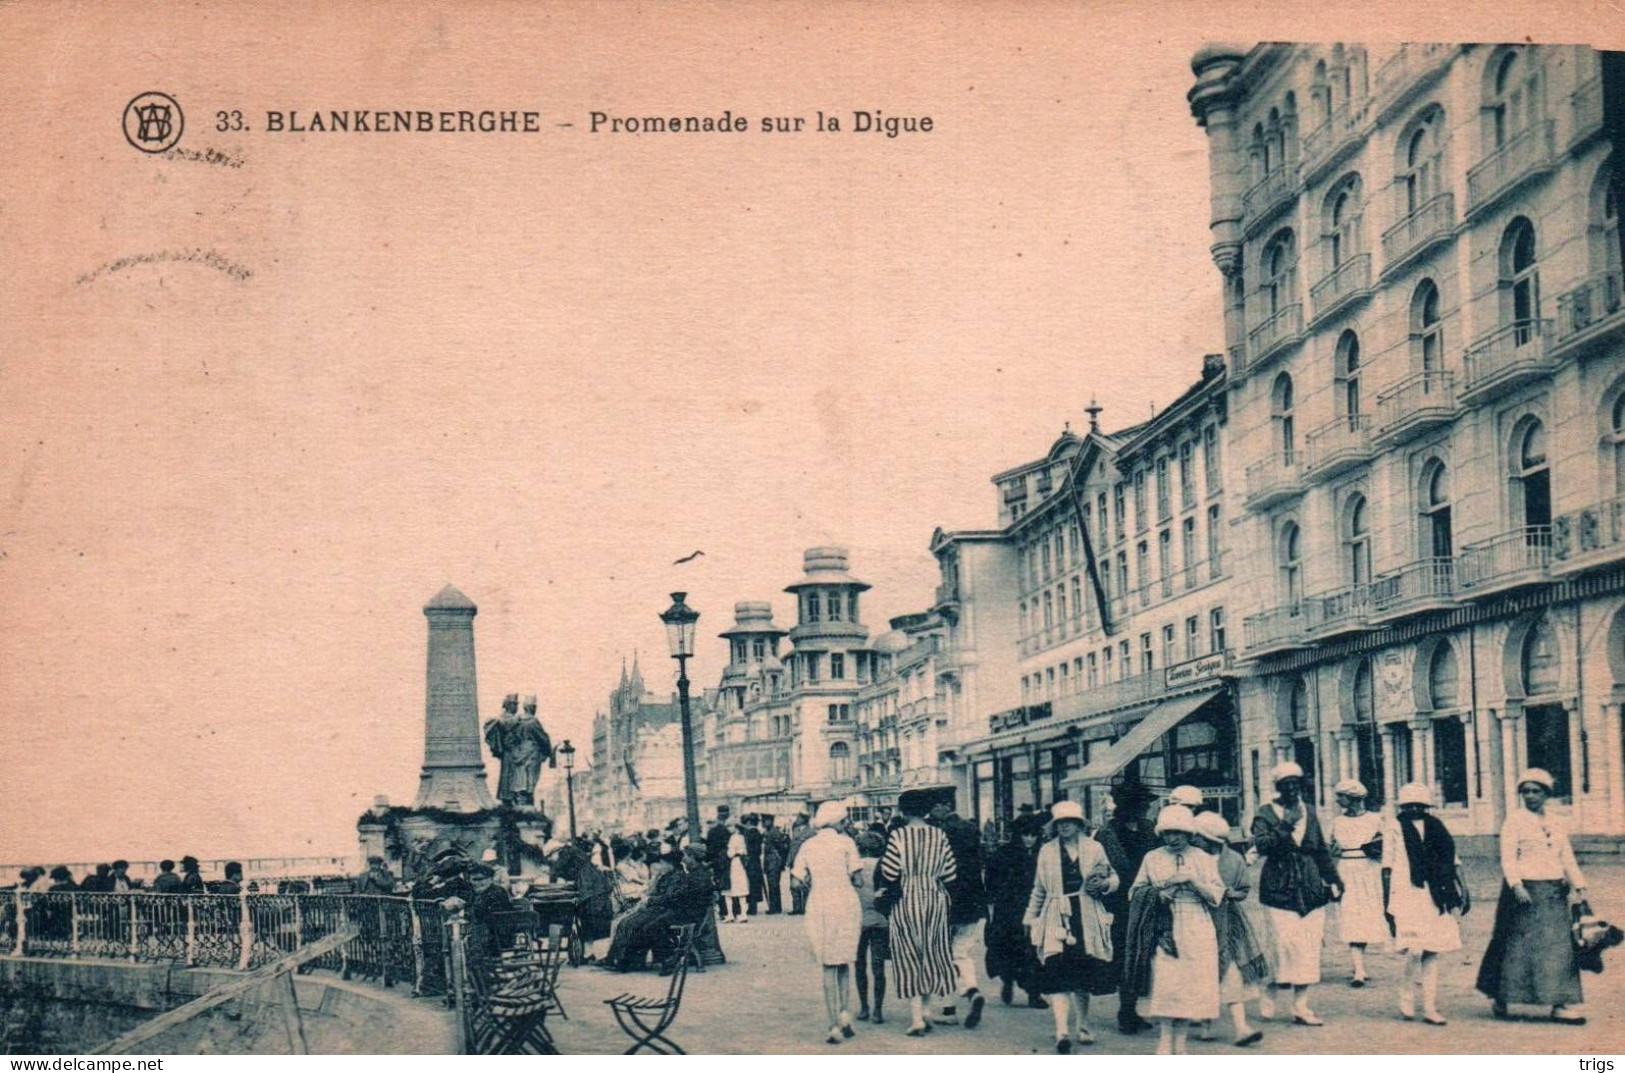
[605,848,714,972]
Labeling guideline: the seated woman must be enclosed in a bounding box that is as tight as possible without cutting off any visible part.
[605,848,715,972]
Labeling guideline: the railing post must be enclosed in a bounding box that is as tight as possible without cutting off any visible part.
[238,890,254,971]
[444,904,470,1054]
[292,897,303,958]
[185,897,197,966]
[378,900,391,987]
[70,893,81,958]
[409,899,426,996]
[14,892,26,957]
[128,893,139,962]
[339,900,351,980]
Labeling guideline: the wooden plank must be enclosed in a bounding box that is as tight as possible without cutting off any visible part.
[276,968,309,1055]
[93,926,357,1054]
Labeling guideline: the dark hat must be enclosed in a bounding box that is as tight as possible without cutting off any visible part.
[897,788,938,817]
[112,860,129,870]
[1110,779,1157,805]
[181,856,200,870]
[224,861,243,877]
[1011,814,1045,838]
[468,863,496,879]
[159,859,176,871]
[432,846,466,861]
[717,805,731,817]
[49,866,71,881]
[95,863,112,875]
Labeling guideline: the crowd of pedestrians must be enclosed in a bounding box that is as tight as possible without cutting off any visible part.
[767,764,1618,1053]
[6,857,244,895]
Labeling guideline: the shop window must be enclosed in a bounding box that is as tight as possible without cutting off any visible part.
[1525,704,1572,799]
[1428,642,1460,709]
[1350,659,1384,799]
[1521,616,1561,695]
[829,742,851,782]
[1434,717,1469,805]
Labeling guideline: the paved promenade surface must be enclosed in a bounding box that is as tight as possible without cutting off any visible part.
[545,857,1625,1055]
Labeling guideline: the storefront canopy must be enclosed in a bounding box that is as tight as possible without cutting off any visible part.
[1063,687,1225,786]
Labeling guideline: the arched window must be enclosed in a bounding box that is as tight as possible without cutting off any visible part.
[1421,460,1453,559]
[1400,110,1443,216]
[1280,523,1304,606]
[1486,48,1540,152]
[1267,107,1283,174]
[1350,657,1383,797]
[1500,218,1540,344]
[1252,122,1269,181]
[1289,676,1311,733]
[1345,494,1371,586]
[1282,93,1299,165]
[829,741,852,782]
[1324,177,1362,271]
[1612,393,1625,495]
[1263,231,1297,317]
[1273,373,1296,464]
[1521,617,1560,696]
[1313,59,1332,126]
[1352,659,1374,722]
[1429,642,1460,709]
[1336,330,1362,420]
[1412,279,1444,373]
[1512,418,1552,530]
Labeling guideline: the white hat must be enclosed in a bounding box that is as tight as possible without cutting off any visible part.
[1397,782,1432,807]
[1051,800,1085,824]
[1333,778,1368,799]
[1270,761,1305,786]
[1517,768,1556,792]
[480,848,499,863]
[813,800,848,829]
[1168,785,1205,807]
[1155,804,1198,835]
[1194,812,1231,842]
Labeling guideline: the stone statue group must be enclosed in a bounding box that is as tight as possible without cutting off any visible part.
[483,693,554,809]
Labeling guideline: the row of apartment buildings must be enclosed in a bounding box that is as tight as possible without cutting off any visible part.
[576,43,1624,842]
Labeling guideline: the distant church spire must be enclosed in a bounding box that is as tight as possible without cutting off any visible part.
[630,650,643,693]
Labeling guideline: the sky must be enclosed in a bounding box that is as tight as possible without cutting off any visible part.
[1,0,1600,864]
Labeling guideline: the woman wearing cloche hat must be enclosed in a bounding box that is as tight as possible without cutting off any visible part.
[1327,778,1388,987]
[1123,805,1226,1055]
[1476,768,1590,1025]
[1383,783,1465,1025]
[1021,800,1117,1052]
[1250,761,1341,1026]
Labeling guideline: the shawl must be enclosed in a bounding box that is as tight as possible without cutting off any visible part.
[1213,849,1271,985]
[1251,802,1339,916]
[1024,838,1115,964]
[1398,811,1464,914]
[1120,884,1176,1001]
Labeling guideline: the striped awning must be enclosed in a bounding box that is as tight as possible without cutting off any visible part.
[1063,687,1225,786]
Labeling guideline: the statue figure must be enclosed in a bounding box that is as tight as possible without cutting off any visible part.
[485,692,553,808]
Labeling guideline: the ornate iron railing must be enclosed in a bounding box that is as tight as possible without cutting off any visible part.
[0,890,448,996]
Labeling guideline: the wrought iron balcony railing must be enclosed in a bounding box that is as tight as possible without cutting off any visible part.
[1457,525,1553,594]
[1375,369,1457,444]
[1552,495,1625,574]
[1461,319,1554,403]
[1382,192,1455,276]
[1242,603,1308,656]
[1554,270,1624,353]
[1370,557,1457,619]
[1303,413,1373,480]
[1310,252,1372,325]
[1246,302,1304,369]
[1244,454,1305,510]
[1466,119,1556,218]
[1243,165,1298,230]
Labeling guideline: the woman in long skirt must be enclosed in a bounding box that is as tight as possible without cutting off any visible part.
[1194,811,1268,1046]
[1385,783,1465,1025]
[880,788,959,1036]
[1329,779,1388,986]
[986,815,1045,1009]
[1129,805,1225,1055]
[1476,768,1589,1024]
[1022,801,1117,1052]
[725,822,751,923]
[792,801,866,1045]
[1250,762,1342,1026]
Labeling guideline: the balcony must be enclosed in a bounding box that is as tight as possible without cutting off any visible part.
[1552,495,1625,575]
[1381,193,1455,279]
[1466,119,1556,219]
[1303,413,1374,481]
[1303,584,1373,640]
[1372,43,1456,125]
[1461,319,1554,404]
[1572,77,1604,151]
[1243,165,1298,234]
[1309,252,1372,327]
[1228,343,1248,377]
[1246,303,1304,371]
[1553,271,1625,359]
[1242,603,1309,658]
[1457,525,1553,597]
[1244,454,1305,511]
[1302,98,1369,185]
[1371,557,1457,620]
[1375,369,1458,445]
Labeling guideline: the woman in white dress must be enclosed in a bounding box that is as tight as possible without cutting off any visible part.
[791,800,866,1045]
[725,822,751,923]
[1384,783,1464,1025]
[1129,805,1226,1055]
[1328,779,1388,986]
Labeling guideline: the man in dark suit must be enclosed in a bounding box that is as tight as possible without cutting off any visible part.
[1095,780,1159,1034]
[704,806,733,919]
[762,815,789,914]
[930,789,989,1028]
[742,814,766,915]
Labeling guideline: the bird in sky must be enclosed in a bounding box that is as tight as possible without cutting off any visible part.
[672,550,705,565]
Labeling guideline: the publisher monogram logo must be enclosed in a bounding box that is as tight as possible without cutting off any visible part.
[123,92,184,153]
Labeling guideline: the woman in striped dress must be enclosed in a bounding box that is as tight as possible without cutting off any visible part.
[880,789,959,1036]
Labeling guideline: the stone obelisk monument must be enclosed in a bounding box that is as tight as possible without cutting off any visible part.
[414,584,496,810]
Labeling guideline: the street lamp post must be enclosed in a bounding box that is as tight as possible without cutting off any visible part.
[559,740,578,840]
[659,592,703,837]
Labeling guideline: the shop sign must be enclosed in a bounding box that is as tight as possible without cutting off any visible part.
[987,700,1053,734]
[1165,651,1229,690]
